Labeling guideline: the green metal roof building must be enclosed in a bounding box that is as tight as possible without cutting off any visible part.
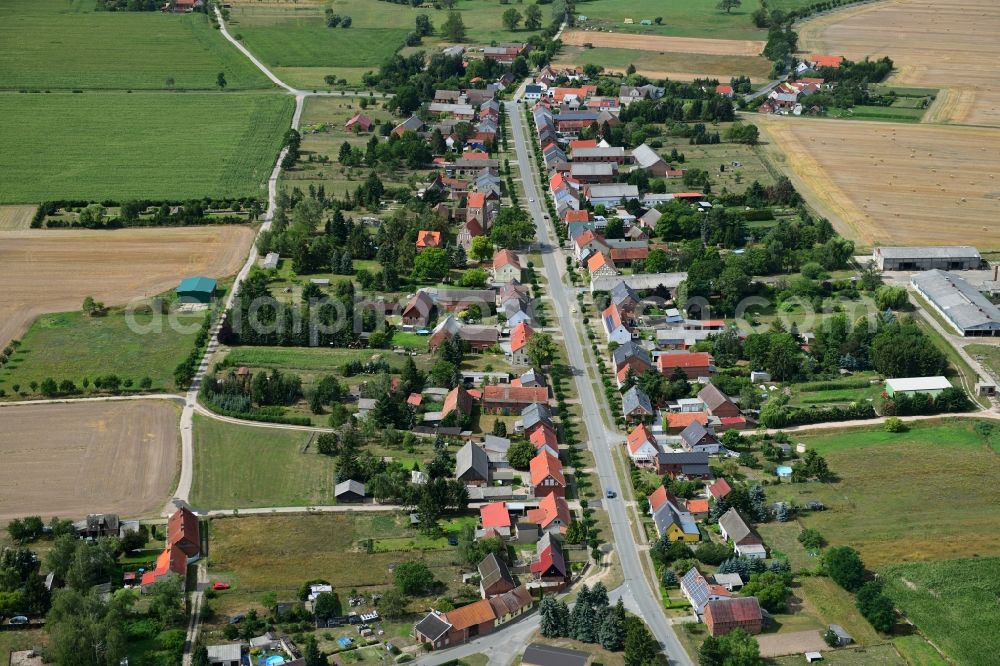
[176,276,217,304]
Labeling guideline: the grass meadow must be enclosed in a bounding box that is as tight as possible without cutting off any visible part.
[764,420,1000,566]
[882,558,1000,666]
[0,310,205,394]
[190,414,337,509]
[0,0,270,90]
[0,92,293,203]
[555,46,772,81]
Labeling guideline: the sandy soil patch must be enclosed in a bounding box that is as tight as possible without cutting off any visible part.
[0,400,179,522]
[0,225,254,348]
[755,116,1000,250]
[561,30,764,57]
[757,630,828,658]
[799,0,1000,126]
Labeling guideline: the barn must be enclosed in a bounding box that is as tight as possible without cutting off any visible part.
[176,276,217,304]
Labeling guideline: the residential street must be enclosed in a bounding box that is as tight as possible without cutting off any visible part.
[506,98,694,666]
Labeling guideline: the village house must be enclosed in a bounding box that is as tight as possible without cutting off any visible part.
[571,146,626,164]
[520,403,555,438]
[507,321,534,366]
[622,386,654,423]
[427,316,499,353]
[652,499,700,542]
[457,218,484,253]
[657,351,714,379]
[531,532,569,583]
[478,553,516,598]
[456,441,491,486]
[587,252,619,280]
[489,585,533,626]
[345,113,372,132]
[708,478,732,500]
[656,450,711,479]
[697,384,741,418]
[479,501,512,538]
[416,229,442,250]
[678,422,722,454]
[393,115,425,137]
[631,143,679,178]
[704,597,763,636]
[664,411,710,434]
[718,508,766,559]
[574,229,610,261]
[441,385,474,422]
[401,291,434,327]
[482,385,549,414]
[526,493,571,535]
[529,426,560,458]
[586,183,639,207]
[627,423,660,467]
[570,162,618,184]
[493,249,523,283]
[613,341,651,383]
[434,288,496,314]
[681,567,731,616]
[602,302,633,346]
[530,452,566,499]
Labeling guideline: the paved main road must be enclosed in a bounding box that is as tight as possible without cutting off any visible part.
[506,99,693,666]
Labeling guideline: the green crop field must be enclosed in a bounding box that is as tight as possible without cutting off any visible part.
[0,310,205,394]
[765,420,1000,566]
[882,558,1000,666]
[0,92,293,203]
[223,346,408,372]
[0,0,271,90]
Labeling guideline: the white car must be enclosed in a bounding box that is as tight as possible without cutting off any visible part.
[571,307,577,313]
[528,198,534,202]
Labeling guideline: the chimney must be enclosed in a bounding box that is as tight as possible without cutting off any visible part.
[993,265,998,281]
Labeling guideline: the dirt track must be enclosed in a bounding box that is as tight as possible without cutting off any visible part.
[0,225,254,348]
[799,0,1000,126]
[755,116,1000,250]
[560,30,764,57]
[0,401,179,522]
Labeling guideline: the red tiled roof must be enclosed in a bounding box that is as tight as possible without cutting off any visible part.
[529,426,559,451]
[666,412,710,429]
[445,598,497,630]
[705,597,761,626]
[467,192,486,209]
[709,478,732,499]
[526,494,571,528]
[480,502,511,529]
[443,385,473,417]
[530,451,565,487]
[569,139,597,151]
[493,249,520,270]
[484,384,548,406]
[530,543,566,577]
[587,252,612,273]
[167,506,200,556]
[407,393,423,406]
[810,54,844,68]
[658,352,713,370]
[416,230,442,248]
[648,486,669,513]
[686,499,709,514]
[715,85,734,94]
[564,210,590,223]
[718,416,747,426]
[603,303,622,329]
[610,247,649,262]
[627,424,657,454]
[141,544,187,587]
[463,151,490,161]
[511,322,534,353]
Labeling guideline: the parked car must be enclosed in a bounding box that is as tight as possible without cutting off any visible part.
[605,490,617,499]
[228,613,245,625]
[8,616,29,625]
[447,536,459,546]
[213,582,230,590]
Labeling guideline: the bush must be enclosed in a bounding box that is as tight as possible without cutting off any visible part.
[797,528,825,550]
[694,542,731,566]
[824,546,866,592]
[883,416,907,433]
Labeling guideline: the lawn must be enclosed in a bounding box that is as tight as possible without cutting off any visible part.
[0,0,270,90]
[892,635,948,666]
[0,92,294,203]
[770,644,905,665]
[826,105,929,123]
[222,346,409,372]
[764,420,1000,566]
[881,558,1000,666]
[787,375,883,409]
[0,310,205,394]
[202,513,471,639]
[0,629,47,665]
[190,414,338,509]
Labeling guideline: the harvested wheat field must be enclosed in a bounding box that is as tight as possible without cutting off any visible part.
[799,0,1000,126]
[0,225,254,348]
[756,116,1000,250]
[0,206,37,231]
[561,30,764,56]
[0,400,179,522]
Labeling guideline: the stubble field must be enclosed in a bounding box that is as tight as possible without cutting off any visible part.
[0,226,254,348]
[799,0,1000,127]
[0,401,179,522]
[755,116,1000,250]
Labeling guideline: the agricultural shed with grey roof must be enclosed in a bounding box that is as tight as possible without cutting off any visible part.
[873,245,982,271]
[911,269,1000,336]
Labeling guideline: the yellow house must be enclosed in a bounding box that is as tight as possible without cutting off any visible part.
[653,503,700,542]
[489,585,534,626]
